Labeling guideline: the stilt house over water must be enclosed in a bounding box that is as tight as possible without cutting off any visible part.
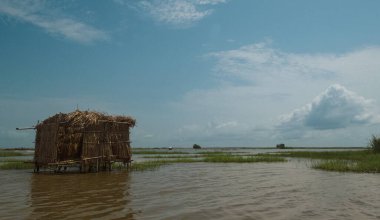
[34,110,136,172]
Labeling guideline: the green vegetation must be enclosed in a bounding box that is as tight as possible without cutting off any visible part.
[0,149,34,169]
[142,152,286,163]
[313,159,380,173]
[193,144,202,149]
[142,155,202,159]
[269,150,371,160]
[195,151,233,155]
[0,158,30,162]
[130,156,285,171]
[0,150,25,157]
[0,161,34,170]
[268,149,380,173]
[131,159,194,170]
[114,153,286,172]
[0,150,287,172]
[7,146,380,173]
[203,155,286,163]
[369,135,380,153]
[132,150,189,155]
[129,160,171,171]
[114,158,199,172]
[312,160,355,172]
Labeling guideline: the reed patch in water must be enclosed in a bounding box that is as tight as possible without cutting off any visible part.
[0,161,34,170]
[268,150,380,173]
[132,150,189,155]
[203,155,286,163]
[113,158,199,171]
[142,155,202,159]
[129,160,171,171]
[0,150,26,157]
[195,151,232,155]
[130,158,197,171]
[313,158,380,173]
[268,150,371,160]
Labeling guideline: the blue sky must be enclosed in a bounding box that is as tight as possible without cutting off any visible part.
[1,0,380,147]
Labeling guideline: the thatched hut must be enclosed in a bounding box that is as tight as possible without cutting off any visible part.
[34,110,135,172]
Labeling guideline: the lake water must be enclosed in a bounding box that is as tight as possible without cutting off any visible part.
[1,149,379,219]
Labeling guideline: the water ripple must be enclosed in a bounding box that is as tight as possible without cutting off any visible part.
[1,158,380,219]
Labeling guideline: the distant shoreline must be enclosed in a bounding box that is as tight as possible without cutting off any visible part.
[0,146,366,151]
[136,146,366,150]
[0,147,34,151]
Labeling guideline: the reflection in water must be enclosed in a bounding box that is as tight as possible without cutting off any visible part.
[0,170,31,220]
[29,172,134,220]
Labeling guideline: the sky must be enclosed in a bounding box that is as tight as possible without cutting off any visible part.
[1,0,380,148]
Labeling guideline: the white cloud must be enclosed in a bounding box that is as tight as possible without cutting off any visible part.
[279,84,377,131]
[0,0,108,44]
[136,0,226,27]
[209,42,336,84]
[209,42,380,98]
[168,42,380,146]
[143,134,154,138]
[179,120,240,136]
[195,0,227,5]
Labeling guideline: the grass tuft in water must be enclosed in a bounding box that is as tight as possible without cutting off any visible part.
[142,155,201,159]
[0,161,34,170]
[0,150,26,157]
[195,151,232,155]
[132,150,189,155]
[129,160,171,171]
[268,150,372,161]
[312,160,354,172]
[268,149,380,173]
[313,158,380,173]
[122,156,285,172]
[114,158,199,172]
[203,155,286,163]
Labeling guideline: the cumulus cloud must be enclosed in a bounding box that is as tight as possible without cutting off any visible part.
[279,84,376,130]
[0,0,108,44]
[136,0,226,27]
[169,42,380,146]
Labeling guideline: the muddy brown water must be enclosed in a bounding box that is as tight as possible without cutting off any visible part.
[1,150,380,219]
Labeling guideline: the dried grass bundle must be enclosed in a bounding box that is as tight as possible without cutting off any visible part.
[37,110,136,128]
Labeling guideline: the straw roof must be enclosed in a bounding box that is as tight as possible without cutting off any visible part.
[37,110,136,128]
